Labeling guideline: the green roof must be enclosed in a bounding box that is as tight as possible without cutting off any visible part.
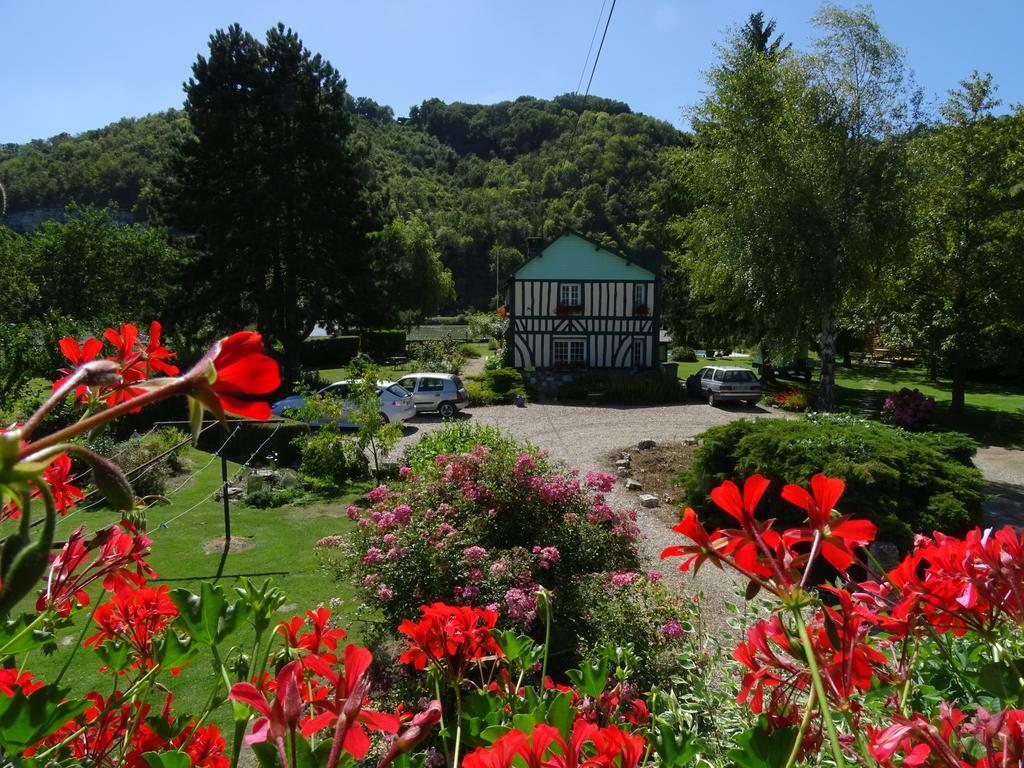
[514,232,655,281]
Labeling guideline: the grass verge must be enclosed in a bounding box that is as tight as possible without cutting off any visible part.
[22,447,370,735]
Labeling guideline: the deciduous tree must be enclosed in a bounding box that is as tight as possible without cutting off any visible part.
[683,7,914,409]
[901,73,1024,413]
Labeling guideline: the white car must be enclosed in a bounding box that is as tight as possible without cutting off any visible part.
[270,380,416,426]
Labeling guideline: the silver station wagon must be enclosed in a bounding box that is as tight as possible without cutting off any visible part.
[686,365,762,406]
[396,373,469,418]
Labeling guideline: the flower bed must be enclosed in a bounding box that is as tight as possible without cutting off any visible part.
[5,323,1024,768]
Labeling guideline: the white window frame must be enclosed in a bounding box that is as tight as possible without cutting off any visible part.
[559,283,582,307]
[633,283,646,308]
[553,338,586,365]
[632,338,645,366]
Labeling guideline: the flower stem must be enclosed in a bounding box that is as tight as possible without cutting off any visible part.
[540,590,552,685]
[792,611,846,766]
[53,594,102,685]
[452,684,464,768]
[21,377,188,459]
[784,690,816,768]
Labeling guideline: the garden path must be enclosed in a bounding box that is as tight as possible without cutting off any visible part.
[974,446,1024,528]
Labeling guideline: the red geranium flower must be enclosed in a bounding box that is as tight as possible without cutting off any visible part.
[38,522,154,616]
[54,336,104,401]
[229,660,305,747]
[661,507,726,574]
[189,331,281,420]
[85,584,179,668]
[301,644,400,755]
[278,607,347,664]
[398,602,503,681]
[781,474,877,573]
[42,453,84,515]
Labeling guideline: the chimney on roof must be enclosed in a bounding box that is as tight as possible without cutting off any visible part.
[527,236,544,258]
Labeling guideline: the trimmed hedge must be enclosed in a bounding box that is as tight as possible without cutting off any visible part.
[361,330,407,360]
[197,420,309,468]
[300,336,360,369]
[678,413,986,550]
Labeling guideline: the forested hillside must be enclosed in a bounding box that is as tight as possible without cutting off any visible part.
[0,94,687,309]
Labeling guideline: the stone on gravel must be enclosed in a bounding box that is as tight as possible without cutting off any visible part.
[682,437,698,446]
[615,458,631,467]
[616,467,630,477]
[637,439,656,450]
[619,451,632,461]
[639,494,659,508]
[626,479,642,491]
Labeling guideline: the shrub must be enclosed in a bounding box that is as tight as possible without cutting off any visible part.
[600,373,685,405]
[332,429,640,651]
[678,413,985,549]
[409,335,464,373]
[565,571,694,689]
[111,428,188,499]
[294,428,368,487]
[880,387,936,430]
[403,422,523,471]
[361,329,407,360]
[466,368,527,405]
[671,345,698,363]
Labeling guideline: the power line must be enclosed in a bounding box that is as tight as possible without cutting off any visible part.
[581,0,617,102]
[154,422,281,531]
[575,0,609,96]
[567,0,619,156]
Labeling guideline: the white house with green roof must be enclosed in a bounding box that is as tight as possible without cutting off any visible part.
[506,231,659,370]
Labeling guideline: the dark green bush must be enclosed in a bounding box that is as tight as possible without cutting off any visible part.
[361,330,407,360]
[300,336,360,369]
[679,413,985,549]
[671,346,698,363]
[465,368,527,405]
[113,428,188,499]
[294,429,368,487]
[600,373,686,405]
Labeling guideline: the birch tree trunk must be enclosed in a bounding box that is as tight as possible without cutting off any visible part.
[818,311,837,412]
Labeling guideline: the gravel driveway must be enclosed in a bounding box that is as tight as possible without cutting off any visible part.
[393,401,788,633]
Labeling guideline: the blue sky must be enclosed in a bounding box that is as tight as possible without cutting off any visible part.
[5,1,1023,144]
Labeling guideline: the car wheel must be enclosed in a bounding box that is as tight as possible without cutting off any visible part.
[707,391,717,407]
[378,412,389,424]
[438,401,456,419]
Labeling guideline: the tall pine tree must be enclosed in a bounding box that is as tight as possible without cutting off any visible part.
[159,24,379,383]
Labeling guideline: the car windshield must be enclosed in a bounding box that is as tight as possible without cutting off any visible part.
[386,384,410,397]
[723,370,757,383]
[321,383,350,397]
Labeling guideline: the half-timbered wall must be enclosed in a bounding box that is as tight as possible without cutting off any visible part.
[510,279,657,369]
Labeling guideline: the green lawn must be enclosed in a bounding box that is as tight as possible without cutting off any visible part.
[672,356,1024,447]
[831,364,1024,448]
[23,448,370,734]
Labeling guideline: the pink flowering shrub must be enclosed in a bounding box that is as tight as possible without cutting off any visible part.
[880,387,936,430]
[564,571,698,689]
[325,427,641,644]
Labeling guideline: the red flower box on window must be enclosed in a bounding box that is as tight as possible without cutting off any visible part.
[555,304,584,316]
[633,304,650,317]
